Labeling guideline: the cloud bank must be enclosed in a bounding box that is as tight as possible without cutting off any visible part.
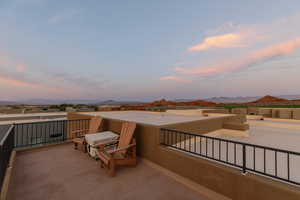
[161,12,300,82]
[189,33,246,51]
[0,54,107,98]
[177,37,300,76]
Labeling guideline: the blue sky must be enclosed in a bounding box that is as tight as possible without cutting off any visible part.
[1,0,300,101]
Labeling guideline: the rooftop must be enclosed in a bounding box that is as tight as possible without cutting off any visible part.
[1,113,299,200]
[82,111,223,126]
[8,144,211,200]
[0,112,66,123]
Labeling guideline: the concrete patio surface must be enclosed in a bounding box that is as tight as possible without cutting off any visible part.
[8,144,210,200]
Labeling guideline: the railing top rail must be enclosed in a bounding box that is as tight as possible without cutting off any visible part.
[13,118,90,126]
[0,125,14,146]
[160,128,300,156]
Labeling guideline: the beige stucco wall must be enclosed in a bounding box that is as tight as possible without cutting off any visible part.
[166,109,229,116]
[247,107,259,115]
[257,108,272,117]
[247,108,300,120]
[231,108,247,115]
[67,112,299,200]
[166,109,204,116]
[293,109,300,120]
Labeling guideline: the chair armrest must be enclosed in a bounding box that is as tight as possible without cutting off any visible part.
[71,129,89,133]
[94,140,119,150]
[109,143,136,155]
[71,129,89,138]
[72,135,85,140]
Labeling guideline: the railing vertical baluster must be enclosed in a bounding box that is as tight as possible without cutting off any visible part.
[194,135,196,153]
[226,141,228,162]
[36,123,38,144]
[264,149,266,173]
[175,131,178,147]
[219,140,221,160]
[242,144,246,174]
[177,132,179,148]
[212,139,214,158]
[169,130,171,146]
[170,130,172,146]
[183,134,186,150]
[166,130,168,145]
[31,124,37,145]
[200,136,202,154]
[189,135,191,152]
[33,123,35,145]
[14,124,17,148]
[61,120,66,141]
[206,138,208,157]
[287,153,290,181]
[172,130,176,146]
[48,121,51,143]
[57,120,59,142]
[26,123,29,146]
[180,133,182,149]
[234,143,236,165]
[43,121,46,144]
[275,151,277,177]
[51,121,54,142]
[253,147,256,170]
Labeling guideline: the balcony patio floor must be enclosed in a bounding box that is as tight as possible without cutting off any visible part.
[8,144,208,200]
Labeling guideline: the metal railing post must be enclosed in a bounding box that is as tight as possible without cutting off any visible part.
[242,144,246,174]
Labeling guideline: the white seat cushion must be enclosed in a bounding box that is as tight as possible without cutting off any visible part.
[85,131,119,146]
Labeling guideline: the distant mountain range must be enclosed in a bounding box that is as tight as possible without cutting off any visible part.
[204,96,260,103]
[94,100,146,106]
[0,101,19,105]
[1,94,300,105]
[204,95,300,103]
[0,99,146,106]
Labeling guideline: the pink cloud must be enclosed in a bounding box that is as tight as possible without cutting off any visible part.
[250,37,300,59]
[178,37,300,76]
[0,76,41,88]
[175,67,219,76]
[189,33,246,51]
[0,75,75,95]
[160,76,190,82]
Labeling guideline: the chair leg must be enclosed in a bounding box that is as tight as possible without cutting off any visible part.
[82,144,87,153]
[107,160,115,177]
[74,143,78,150]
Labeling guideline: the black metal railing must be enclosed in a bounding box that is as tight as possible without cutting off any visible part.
[0,119,91,191]
[14,119,90,148]
[0,125,15,189]
[160,128,300,186]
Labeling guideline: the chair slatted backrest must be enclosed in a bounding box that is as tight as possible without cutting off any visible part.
[88,117,103,134]
[118,122,136,154]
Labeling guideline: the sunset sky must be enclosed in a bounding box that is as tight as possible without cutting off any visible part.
[1,0,300,101]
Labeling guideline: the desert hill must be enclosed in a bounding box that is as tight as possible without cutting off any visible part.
[245,95,292,105]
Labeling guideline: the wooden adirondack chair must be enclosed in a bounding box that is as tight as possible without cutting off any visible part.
[97,122,137,177]
[72,116,103,152]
